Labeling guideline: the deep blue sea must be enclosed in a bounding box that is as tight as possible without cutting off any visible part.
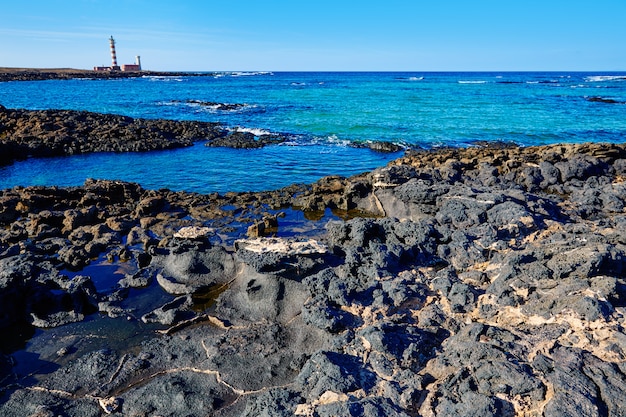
[1,71,625,193]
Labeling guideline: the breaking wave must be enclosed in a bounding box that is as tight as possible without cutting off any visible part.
[585,75,626,83]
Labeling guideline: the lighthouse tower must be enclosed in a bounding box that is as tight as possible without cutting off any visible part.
[94,36,141,71]
[109,36,120,71]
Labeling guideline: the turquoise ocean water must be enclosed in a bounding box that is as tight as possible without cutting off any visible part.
[1,72,625,193]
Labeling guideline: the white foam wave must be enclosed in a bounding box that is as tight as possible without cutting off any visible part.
[585,75,626,82]
[229,71,274,77]
[231,126,273,136]
[409,77,424,81]
[458,80,487,84]
[143,76,184,82]
[165,100,258,114]
[279,140,302,147]
[318,134,351,147]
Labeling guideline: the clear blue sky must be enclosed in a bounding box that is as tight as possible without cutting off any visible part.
[2,0,625,71]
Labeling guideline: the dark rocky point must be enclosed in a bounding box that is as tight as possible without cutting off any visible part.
[0,68,217,83]
[0,105,299,166]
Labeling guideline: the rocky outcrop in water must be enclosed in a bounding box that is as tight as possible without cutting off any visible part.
[350,140,406,153]
[205,131,288,148]
[0,105,299,165]
[1,142,626,416]
[0,105,227,164]
[586,96,623,104]
[173,99,249,111]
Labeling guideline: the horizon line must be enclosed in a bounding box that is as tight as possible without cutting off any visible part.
[2,67,626,73]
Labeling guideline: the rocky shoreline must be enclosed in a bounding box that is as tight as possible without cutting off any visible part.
[0,105,224,163]
[0,68,216,83]
[0,105,406,166]
[1,141,625,416]
[0,105,303,165]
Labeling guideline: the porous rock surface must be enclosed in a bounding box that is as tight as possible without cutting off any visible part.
[0,142,626,416]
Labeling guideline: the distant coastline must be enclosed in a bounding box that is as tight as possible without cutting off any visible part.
[0,67,215,82]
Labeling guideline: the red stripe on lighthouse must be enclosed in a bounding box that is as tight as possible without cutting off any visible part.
[109,36,118,67]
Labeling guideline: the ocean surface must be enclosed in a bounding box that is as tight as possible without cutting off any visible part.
[1,71,625,193]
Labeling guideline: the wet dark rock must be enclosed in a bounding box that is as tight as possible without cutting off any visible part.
[141,294,195,325]
[29,287,96,328]
[351,140,405,153]
[205,130,286,148]
[586,96,622,104]
[0,255,96,330]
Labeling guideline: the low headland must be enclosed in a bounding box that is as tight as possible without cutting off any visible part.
[0,67,215,82]
[0,101,625,416]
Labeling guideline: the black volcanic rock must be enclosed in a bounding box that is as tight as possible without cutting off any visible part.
[0,106,226,164]
[351,140,405,153]
[0,105,295,166]
[1,142,626,416]
[205,131,287,148]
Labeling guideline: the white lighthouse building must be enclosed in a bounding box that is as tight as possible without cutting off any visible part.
[94,36,142,72]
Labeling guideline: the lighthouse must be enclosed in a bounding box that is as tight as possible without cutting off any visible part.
[93,36,141,72]
[109,36,120,71]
